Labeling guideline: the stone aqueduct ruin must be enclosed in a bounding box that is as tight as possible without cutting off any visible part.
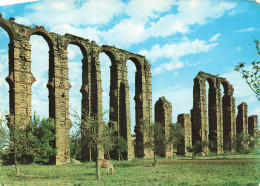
[0,15,258,165]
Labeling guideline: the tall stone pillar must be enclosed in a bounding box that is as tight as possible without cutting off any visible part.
[191,76,208,155]
[6,38,34,127]
[47,35,71,165]
[222,86,236,151]
[155,97,173,157]
[236,102,248,136]
[120,64,133,160]
[80,56,92,161]
[177,114,192,156]
[248,115,258,137]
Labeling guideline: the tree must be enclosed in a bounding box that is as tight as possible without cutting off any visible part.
[32,113,56,162]
[114,136,128,160]
[5,115,38,175]
[140,119,167,166]
[235,40,260,101]
[168,123,184,152]
[0,113,9,160]
[187,141,209,159]
[71,109,116,180]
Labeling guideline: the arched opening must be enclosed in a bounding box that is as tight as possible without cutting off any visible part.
[67,44,83,132]
[205,77,216,152]
[99,52,112,122]
[30,35,49,118]
[221,81,232,151]
[126,60,136,135]
[0,27,10,122]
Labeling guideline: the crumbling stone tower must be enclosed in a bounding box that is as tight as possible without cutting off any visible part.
[248,115,258,137]
[236,102,248,136]
[177,114,192,156]
[154,96,173,158]
[191,71,236,154]
[0,14,152,164]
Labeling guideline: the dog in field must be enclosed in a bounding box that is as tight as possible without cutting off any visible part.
[98,159,114,175]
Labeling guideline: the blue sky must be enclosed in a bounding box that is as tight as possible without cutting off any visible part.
[0,0,259,134]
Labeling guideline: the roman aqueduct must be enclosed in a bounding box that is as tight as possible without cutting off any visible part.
[0,15,258,165]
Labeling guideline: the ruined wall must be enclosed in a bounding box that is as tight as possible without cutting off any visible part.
[177,114,192,156]
[236,102,248,136]
[0,14,152,164]
[248,115,258,137]
[191,71,236,154]
[155,97,173,158]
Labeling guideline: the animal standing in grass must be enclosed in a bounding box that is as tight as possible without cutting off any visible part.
[98,159,114,175]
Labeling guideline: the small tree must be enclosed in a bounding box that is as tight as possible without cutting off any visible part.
[0,113,9,160]
[168,123,184,153]
[140,119,167,166]
[71,109,116,180]
[235,40,260,101]
[187,141,209,159]
[32,113,56,162]
[114,136,128,160]
[5,115,38,175]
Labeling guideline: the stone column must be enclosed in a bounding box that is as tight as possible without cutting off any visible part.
[191,76,208,155]
[248,115,258,137]
[155,97,173,157]
[89,49,104,160]
[177,114,192,156]
[222,88,236,151]
[120,64,133,160]
[236,102,248,136]
[47,40,71,165]
[6,38,34,130]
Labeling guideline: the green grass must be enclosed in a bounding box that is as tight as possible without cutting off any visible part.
[0,154,259,185]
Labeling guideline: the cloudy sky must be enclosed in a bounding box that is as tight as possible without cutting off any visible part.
[0,0,259,133]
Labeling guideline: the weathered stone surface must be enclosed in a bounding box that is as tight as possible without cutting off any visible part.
[0,15,152,164]
[236,102,248,136]
[155,96,173,158]
[177,114,192,156]
[191,71,237,154]
[248,115,258,137]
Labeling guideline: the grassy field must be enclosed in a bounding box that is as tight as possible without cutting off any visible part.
[0,154,259,185]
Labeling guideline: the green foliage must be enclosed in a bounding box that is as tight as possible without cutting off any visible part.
[70,136,81,160]
[168,123,184,147]
[235,40,260,101]
[114,136,128,160]
[187,141,209,159]
[32,113,56,159]
[71,108,116,180]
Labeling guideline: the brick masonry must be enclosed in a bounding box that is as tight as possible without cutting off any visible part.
[0,15,152,164]
[155,96,173,158]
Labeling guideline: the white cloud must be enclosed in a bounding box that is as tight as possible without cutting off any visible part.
[141,38,218,75]
[0,0,38,6]
[209,33,221,42]
[237,27,255,32]
[16,0,125,27]
[153,85,193,123]
[125,0,177,22]
[146,0,236,38]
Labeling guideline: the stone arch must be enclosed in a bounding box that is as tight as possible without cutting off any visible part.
[205,77,215,89]
[26,28,56,49]
[220,79,236,151]
[63,36,89,57]
[96,46,118,65]
[0,20,17,41]
[220,79,231,94]
[191,72,223,154]
[124,55,143,72]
